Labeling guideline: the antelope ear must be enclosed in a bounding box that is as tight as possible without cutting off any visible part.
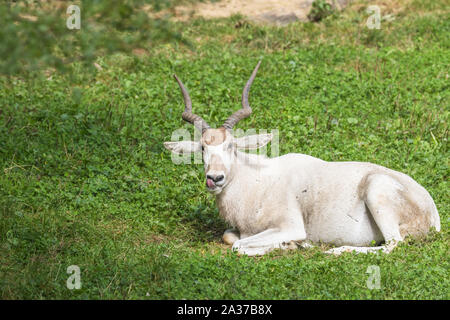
[234,133,273,150]
[163,141,202,154]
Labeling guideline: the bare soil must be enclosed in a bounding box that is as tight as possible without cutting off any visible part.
[172,0,350,25]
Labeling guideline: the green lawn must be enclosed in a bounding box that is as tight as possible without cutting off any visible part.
[0,0,449,299]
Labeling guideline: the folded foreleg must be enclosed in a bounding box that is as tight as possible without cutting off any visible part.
[232,228,306,256]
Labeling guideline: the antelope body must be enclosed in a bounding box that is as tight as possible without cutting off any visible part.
[164,62,441,256]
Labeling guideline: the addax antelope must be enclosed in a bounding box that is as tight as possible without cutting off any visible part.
[164,61,441,256]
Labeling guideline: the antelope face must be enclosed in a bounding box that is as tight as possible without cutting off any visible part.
[164,61,272,194]
[200,128,273,194]
[162,127,235,194]
[164,127,272,194]
[201,128,234,194]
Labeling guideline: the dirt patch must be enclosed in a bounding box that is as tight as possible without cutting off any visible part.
[173,0,350,25]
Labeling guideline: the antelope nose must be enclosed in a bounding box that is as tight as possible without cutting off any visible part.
[207,174,224,183]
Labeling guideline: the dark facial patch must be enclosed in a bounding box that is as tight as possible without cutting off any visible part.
[203,127,227,146]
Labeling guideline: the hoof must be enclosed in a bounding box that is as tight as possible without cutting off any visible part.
[223,229,240,245]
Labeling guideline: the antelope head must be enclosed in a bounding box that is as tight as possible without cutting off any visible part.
[164,61,273,195]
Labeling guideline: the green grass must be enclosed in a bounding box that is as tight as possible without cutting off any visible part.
[0,0,449,299]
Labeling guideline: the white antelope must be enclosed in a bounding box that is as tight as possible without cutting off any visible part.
[164,61,441,256]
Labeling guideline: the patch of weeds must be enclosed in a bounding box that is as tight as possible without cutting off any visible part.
[360,29,386,47]
[307,0,335,22]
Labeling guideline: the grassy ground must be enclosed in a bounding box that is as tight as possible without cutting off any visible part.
[0,0,448,299]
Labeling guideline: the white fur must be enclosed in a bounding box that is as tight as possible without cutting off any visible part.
[165,132,441,256]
